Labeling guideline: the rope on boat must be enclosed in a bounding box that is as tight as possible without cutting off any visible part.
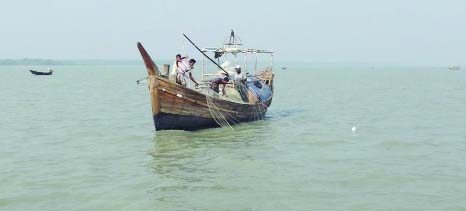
[205,89,234,130]
[136,77,149,84]
[203,82,269,129]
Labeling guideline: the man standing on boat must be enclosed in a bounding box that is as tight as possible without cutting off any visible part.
[176,58,199,87]
[233,65,246,82]
[171,54,185,80]
[233,65,248,102]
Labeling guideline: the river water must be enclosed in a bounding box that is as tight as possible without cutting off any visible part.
[1,64,466,210]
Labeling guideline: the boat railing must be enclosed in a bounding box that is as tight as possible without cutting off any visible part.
[200,47,274,81]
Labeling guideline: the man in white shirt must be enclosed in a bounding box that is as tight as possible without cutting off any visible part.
[233,65,248,102]
[176,58,199,87]
[170,54,185,81]
[233,65,246,82]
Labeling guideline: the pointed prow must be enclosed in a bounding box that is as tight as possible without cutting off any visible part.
[137,42,159,76]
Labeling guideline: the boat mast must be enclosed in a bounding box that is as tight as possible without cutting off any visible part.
[224,29,242,48]
[229,30,235,46]
[202,56,205,81]
[199,30,273,76]
[254,53,258,74]
[271,54,274,67]
[245,53,248,73]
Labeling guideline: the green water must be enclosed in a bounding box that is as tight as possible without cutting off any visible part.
[1,64,466,210]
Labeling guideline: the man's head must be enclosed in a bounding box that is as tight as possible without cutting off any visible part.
[223,77,230,83]
[189,59,196,67]
[235,65,241,73]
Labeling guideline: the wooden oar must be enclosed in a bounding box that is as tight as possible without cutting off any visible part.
[137,42,159,76]
[182,34,229,77]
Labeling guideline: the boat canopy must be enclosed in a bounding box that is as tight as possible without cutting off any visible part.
[191,29,274,83]
[201,47,273,54]
[200,29,273,55]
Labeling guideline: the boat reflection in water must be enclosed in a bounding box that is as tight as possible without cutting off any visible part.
[148,123,272,189]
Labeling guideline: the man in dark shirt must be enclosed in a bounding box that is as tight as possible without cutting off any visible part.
[210,77,230,95]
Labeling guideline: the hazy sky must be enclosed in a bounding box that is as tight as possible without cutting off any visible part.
[1,0,465,65]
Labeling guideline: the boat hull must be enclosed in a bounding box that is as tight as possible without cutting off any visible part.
[153,110,267,131]
[29,70,53,75]
[154,112,223,131]
[151,76,269,131]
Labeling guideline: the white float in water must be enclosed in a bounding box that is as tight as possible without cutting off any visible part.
[352,126,357,132]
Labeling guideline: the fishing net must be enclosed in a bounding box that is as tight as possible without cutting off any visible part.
[204,79,271,129]
[205,90,234,129]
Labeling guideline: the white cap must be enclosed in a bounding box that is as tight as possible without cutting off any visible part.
[235,65,241,69]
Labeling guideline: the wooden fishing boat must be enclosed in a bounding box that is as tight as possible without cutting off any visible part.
[137,30,275,131]
[29,69,53,75]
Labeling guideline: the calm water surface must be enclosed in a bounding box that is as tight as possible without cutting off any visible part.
[1,64,466,210]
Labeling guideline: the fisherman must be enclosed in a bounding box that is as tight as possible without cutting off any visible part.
[233,65,246,83]
[171,54,186,81]
[175,54,186,68]
[176,58,199,87]
[210,77,230,95]
[233,65,248,102]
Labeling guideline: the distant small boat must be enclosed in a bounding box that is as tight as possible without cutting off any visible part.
[281,67,287,70]
[448,66,460,71]
[29,69,53,75]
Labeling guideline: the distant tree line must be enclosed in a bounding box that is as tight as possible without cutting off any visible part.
[0,59,145,66]
[0,59,66,65]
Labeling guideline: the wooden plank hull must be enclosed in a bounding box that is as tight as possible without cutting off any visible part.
[154,112,225,131]
[151,76,269,131]
[154,111,266,131]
